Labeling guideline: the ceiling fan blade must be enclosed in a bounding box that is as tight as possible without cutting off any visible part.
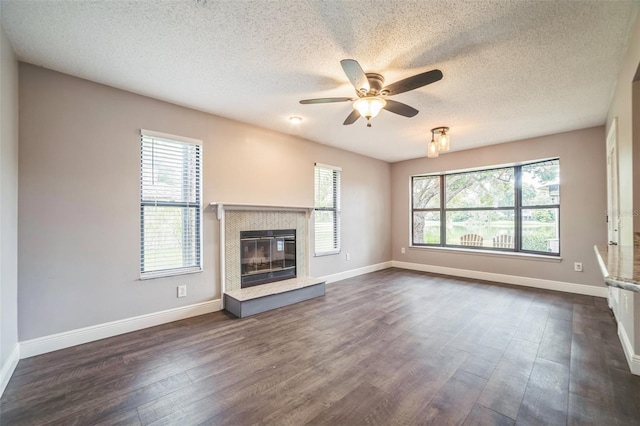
[300,97,353,104]
[382,69,443,96]
[343,109,360,125]
[383,99,419,117]
[340,59,370,94]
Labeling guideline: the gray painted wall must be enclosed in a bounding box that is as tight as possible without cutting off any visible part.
[11,48,627,350]
[18,64,391,341]
[0,25,19,372]
[390,127,608,287]
[607,11,640,354]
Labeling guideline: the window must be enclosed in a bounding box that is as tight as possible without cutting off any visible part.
[140,130,202,278]
[314,163,341,256]
[412,159,559,255]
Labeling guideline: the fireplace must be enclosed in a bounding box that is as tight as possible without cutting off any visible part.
[214,205,309,293]
[240,229,296,288]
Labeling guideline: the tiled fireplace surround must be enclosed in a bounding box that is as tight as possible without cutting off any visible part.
[211,203,313,297]
[224,210,308,292]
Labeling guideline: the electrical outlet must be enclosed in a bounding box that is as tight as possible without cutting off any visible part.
[574,262,583,272]
[177,285,187,298]
[401,247,406,254]
[346,253,351,261]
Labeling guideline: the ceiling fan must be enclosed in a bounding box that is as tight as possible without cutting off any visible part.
[300,59,443,127]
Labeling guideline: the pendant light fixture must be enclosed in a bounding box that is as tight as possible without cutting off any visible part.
[428,126,450,157]
[427,132,439,158]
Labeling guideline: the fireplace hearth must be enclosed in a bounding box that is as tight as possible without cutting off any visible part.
[240,229,296,288]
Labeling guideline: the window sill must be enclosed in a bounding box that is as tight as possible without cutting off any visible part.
[314,250,340,257]
[408,245,562,262]
[140,267,203,280]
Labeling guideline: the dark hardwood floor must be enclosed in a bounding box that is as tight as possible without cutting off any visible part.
[2,268,639,425]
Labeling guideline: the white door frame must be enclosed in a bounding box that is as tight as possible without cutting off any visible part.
[606,117,620,311]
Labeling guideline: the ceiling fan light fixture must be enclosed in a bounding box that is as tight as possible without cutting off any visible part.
[353,97,387,125]
[300,59,443,127]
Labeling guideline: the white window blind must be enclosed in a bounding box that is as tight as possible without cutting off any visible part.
[314,163,341,256]
[140,130,202,278]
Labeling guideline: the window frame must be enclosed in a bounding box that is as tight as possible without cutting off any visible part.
[411,159,560,256]
[140,129,203,279]
[314,163,341,256]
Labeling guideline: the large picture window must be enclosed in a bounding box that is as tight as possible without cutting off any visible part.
[140,130,202,278]
[412,159,559,255]
[314,163,341,256]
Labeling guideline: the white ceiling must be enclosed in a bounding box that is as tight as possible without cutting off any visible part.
[1,1,637,162]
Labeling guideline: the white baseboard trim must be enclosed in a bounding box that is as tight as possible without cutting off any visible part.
[320,261,393,284]
[391,261,608,298]
[0,343,20,397]
[618,320,640,376]
[20,299,222,359]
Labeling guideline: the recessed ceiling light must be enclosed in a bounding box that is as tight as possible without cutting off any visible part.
[289,116,303,125]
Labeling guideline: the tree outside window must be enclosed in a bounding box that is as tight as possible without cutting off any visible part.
[412,159,559,254]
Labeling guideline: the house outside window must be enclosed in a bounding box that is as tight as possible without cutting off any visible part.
[412,159,560,255]
[140,130,202,278]
[314,163,341,256]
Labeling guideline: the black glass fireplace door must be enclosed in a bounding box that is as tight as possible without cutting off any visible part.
[240,230,296,288]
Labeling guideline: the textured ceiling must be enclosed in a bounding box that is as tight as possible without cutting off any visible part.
[1,0,637,162]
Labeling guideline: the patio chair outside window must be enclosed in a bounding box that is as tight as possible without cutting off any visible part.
[492,234,514,249]
[460,234,483,247]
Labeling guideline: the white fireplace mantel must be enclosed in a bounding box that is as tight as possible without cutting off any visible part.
[209,202,314,221]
